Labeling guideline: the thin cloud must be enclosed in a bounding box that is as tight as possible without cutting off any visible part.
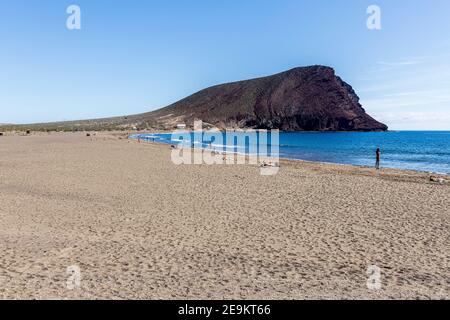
[382,90,446,98]
[373,111,450,123]
[362,94,450,109]
[377,59,424,67]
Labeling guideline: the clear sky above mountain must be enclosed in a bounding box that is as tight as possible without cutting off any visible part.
[1,0,449,129]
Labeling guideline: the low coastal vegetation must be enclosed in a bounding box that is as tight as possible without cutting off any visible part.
[0,121,160,133]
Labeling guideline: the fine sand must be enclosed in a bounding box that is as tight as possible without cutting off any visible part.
[0,132,448,299]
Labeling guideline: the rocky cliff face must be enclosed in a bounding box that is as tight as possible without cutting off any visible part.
[145,66,387,131]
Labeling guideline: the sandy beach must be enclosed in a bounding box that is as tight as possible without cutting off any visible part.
[0,131,448,299]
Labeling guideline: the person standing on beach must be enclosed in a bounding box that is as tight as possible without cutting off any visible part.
[375,148,381,170]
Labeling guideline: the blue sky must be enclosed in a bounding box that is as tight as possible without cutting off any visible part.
[1,0,449,130]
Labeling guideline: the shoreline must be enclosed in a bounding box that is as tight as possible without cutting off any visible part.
[2,130,449,181]
[129,132,450,180]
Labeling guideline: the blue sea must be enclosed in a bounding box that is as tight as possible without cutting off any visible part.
[131,131,450,175]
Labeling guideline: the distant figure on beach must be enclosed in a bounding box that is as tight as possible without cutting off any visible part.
[375,148,381,170]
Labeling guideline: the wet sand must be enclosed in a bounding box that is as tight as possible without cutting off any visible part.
[0,132,448,299]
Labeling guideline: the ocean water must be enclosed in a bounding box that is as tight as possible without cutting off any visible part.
[131,131,450,174]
